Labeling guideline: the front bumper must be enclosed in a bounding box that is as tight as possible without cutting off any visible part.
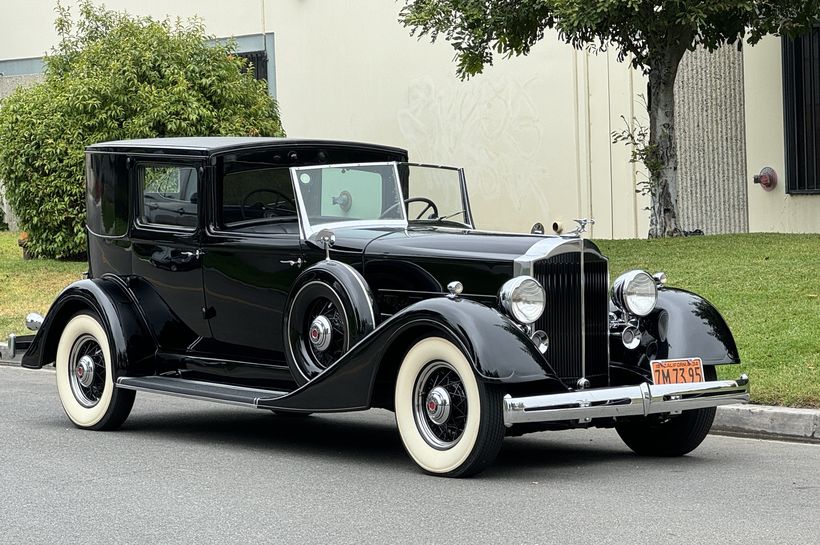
[502,374,750,427]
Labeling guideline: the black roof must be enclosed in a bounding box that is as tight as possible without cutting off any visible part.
[86,137,407,156]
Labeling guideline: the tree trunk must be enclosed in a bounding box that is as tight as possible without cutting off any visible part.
[647,51,685,238]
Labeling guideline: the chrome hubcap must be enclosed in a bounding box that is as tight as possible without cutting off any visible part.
[308,315,332,352]
[425,386,451,425]
[67,334,105,408]
[76,355,95,387]
[413,361,468,450]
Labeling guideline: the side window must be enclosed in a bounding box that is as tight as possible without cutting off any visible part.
[138,165,199,230]
[219,155,298,229]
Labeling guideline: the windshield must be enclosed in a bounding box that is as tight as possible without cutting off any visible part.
[290,161,473,237]
[400,163,471,226]
[290,162,407,236]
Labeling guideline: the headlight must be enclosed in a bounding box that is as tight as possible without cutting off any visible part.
[499,276,545,324]
[611,270,657,316]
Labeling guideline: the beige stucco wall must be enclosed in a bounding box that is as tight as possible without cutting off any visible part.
[0,0,650,238]
[743,36,820,233]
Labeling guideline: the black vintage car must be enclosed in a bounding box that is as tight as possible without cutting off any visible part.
[21,137,749,477]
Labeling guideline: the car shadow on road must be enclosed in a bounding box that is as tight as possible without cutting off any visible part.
[95,404,715,477]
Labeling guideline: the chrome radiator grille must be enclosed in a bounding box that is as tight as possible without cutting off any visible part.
[533,250,609,386]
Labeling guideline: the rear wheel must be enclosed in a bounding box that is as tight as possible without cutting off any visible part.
[394,337,505,477]
[616,366,717,456]
[55,312,135,430]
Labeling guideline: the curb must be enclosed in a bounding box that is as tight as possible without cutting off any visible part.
[713,404,820,444]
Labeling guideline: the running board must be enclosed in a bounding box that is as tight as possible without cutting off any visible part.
[116,376,288,407]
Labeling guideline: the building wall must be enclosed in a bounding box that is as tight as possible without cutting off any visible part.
[1,0,655,238]
[743,35,820,233]
[675,47,749,234]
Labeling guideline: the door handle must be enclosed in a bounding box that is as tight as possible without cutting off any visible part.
[280,258,303,267]
[180,250,204,259]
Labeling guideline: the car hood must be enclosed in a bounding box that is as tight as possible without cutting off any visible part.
[362,227,550,262]
[322,226,582,298]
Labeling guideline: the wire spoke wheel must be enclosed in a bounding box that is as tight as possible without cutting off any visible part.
[67,334,106,408]
[395,337,505,477]
[304,295,348,369]
[412,361,469,449]
[55,312,135,430]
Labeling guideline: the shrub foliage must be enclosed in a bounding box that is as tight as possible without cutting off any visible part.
[0,1,284,258]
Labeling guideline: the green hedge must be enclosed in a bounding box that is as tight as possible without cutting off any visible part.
[0,1,284,258]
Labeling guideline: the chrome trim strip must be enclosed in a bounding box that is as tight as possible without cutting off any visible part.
[579,237,586,380]
[115,378,288,408]
[335,261,378,327]
[502,375,750,426]
[513,238,579,276]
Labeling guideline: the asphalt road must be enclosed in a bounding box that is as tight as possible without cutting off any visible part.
[2,365,818,545]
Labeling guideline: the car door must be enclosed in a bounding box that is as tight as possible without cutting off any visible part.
[200,154,305,366]
[129,160,210,352]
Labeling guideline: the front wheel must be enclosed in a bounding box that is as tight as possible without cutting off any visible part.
[615,367,717,456]
[394,337,505,477]
[55,312,135,430]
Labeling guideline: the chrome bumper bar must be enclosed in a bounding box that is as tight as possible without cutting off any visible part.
[502,374,750,427]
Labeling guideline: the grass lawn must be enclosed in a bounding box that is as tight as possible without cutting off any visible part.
[597,233,820,408]
[0,232,85,340]
[0,231,817,407]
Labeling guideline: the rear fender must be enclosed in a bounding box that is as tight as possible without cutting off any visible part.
[21,277,156,375]
[258,297,566,412]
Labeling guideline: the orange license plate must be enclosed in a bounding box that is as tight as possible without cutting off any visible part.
[650,358,705,385]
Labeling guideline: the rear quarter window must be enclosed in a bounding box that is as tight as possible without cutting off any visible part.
[86,152,129,237]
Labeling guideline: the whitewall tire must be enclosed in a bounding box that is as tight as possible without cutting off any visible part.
[55,312,134,430]
[395,336,505,477]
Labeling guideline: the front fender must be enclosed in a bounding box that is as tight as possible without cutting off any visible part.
[611,287,740,375]
[21,277,156,374]
[257,296,566,412]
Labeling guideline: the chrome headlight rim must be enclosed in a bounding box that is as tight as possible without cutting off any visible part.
[499,275,546,324]
[611,269,658,317]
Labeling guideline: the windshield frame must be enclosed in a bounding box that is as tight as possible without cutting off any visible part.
[289,161,476,238]
[402,162,475,229]
[289,161,408,238]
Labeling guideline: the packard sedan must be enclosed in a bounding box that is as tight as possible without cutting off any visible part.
[20,137,749,477]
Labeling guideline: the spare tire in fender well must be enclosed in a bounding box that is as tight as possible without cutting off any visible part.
[283,260,379,385]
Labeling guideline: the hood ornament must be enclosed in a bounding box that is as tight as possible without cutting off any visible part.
[568,218,595,236]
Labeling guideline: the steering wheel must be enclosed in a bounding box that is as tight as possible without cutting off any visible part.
[240,188,296,220]
[381,197,439,220]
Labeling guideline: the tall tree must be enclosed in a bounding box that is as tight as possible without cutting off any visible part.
[400,0,820,237]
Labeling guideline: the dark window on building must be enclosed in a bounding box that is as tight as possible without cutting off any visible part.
[237,50,268,85]
[783,28,820,194]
